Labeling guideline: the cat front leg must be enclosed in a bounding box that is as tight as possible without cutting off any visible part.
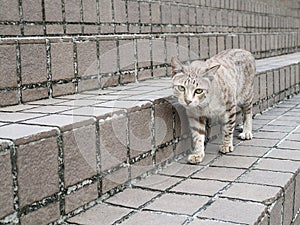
[220,110,236,153]
[187,116,206,164]
[239,104,253,140]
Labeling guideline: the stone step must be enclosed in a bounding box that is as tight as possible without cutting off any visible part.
[0,52,299,225]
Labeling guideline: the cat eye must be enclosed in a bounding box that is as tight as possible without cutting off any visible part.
[178,85,185,91]
[194,89,203,94]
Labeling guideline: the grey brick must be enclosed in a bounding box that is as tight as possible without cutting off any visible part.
[22,0,42,21]
[44,0,63,22]
[64,0,81,22]
[77,41,98,77]
[0,0,19,21]
[82,0,98,23]
[0,45,17,88]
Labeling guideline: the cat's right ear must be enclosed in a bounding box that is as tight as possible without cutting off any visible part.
[171,57,183,76]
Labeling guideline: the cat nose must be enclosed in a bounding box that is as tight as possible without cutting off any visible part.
[185,99,192,105]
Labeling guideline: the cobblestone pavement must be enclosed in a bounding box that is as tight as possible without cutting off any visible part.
[67,94,300,225]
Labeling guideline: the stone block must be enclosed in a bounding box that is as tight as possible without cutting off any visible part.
[0,24,20,36]
[152,38,166,65]
[0,150,14,218]
[269,197,283,225]
[180,6,188,25]
[82,0,98,22]
[128,1,139,23]
[155,145,173,164]
[77,41,98,77]
[114,0,126,23]
[17,137,59,208]
[99,115,127,171]
[259,73,267,100]
[200,36,209,59]
[21,87,49,103]
[102,166,129,193]
[20,202,60,225]
[50,42,74,81]
[65,0,81,22]
[254,158,299,173]
[99,40,118,74]
[130,155,153,179]
[52,82,76,97]
[161,3,171,24]
[192,167,245,182]
[99,0,112,22]
[178,37,189,62]
[119,40,135,71]
[0,0,19,21]
[44,0,63,22]
[212,155,257,169]
[159,162,200,178]
[22,0,42,21]
[20,43,47,85]
[65,183,98,213]
[283,181,295,225]
[46,25,64,35]
[198,198,266,224]
[129,108,152,158]
[0,45,17,89]
[63,124,97,187]
[140,2,150,24]
[23,25,44,36]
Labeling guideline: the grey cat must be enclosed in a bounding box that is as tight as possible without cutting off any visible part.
[172,49,256,164]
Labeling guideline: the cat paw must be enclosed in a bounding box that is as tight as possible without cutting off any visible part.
[219,144,234,153]
[239,132,253,140]
[187,152,205,164]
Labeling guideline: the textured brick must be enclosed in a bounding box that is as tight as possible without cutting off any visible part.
[99,0,112,22]
[0,150,14,218]
[82,0,98,22]
[140,2,150,24]
[99,40,118,74]
[192,167,245,182]
[99,115,127,171]
[21,87,48,103]
[146,193,209,215]
[65,0,81,22]
[137,38,151,67]
[65,183,98,213]
[23,24,44,35]
[0,45,17,89]
[221,183,281,203]
[44,0,63,22]
[102,167,129,193]
[63,125,97,187]
[20,44,47,85]
[119,40,135,71]
[131,155,153,179]
[171,179,228,196]
[106,188,158,209]
[151,2,161,24]
[20,202,60,225]
[198,198,266,224]
[77,41,98,77]
[122,211,186,225]
[134,174,180,191]
[0,0,19,21]
[238,170,294,188]
[129,108,152,158]
[68,203,132,225]
[212,155,257,169]
[22,0,42,21]
[17,137,59,207]
[51,42,74,81]
[0,90,18,107]
[114,0,126,23]
[155,145,173,164]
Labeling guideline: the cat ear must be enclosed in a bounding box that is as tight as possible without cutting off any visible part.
[171,57,184,76]
[204,64,221,81]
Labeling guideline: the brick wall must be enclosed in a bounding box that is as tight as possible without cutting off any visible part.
[0,0,300,107]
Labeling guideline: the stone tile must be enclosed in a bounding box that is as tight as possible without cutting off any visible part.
[82,0,98,22]
[283,181,294,225]
[129,108,152,158]
[239,138,278,148]
[21,87,49,103]
[121,211,187,225]
[211,155,257,169]
[254,131,287,140]
[0,150,14,218]
[77,41,98,77]
[130,155,154,179]
[287,133,300,142]
[278,140,300,150]
[17,137,59,207]
[238,170,294,188]
[63,125,97,187]
[44,0,63,22]
[0,45,17,89]
[270,120,299,127]
[198,198,266,224]
[254,158,300,173]
[102,167,129,193]
[0,0,19,21]
[106,188,158,209]
[57,98,102,107]
[0,112,42,122]
[22,105,76,114]
[145,193,209,215]
[0,124,57,145]
[159,162,201,178]
[228,145,270,157]
[266,148,300,161]
[154,102,173,145]
[20,202,60,225]
[96,100,151,111]
[192,167,245,182]
[65,183,98,213]
[221,183,281,203]
[269,197,283,225]
[24,114,94,132]
[155,145,174,164]
[171,179,228,196]
[68,203,132,225]
[99,115,127,171]
[134,174,181,191]
[260,125,294,133]
[0,104,37,112]
[188,218,238,225]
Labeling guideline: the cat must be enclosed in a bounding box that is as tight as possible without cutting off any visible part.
[171,49,256,164]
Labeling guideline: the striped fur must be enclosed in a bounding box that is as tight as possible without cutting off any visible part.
[172,49,256,164]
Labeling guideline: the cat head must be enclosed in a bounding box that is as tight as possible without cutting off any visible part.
[171,57,220,108]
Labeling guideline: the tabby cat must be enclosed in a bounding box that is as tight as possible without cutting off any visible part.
[172,49,256,164]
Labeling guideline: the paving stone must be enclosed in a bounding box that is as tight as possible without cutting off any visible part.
[287,133,300,142]
[134,174,181,191]
[254,131,287,140]
[269,197,283,225]
[239,138,278,148]
[198,198,266,224]
[228,145,270,157]
[188,218,238,225]
[192,167,245,182]
[254,158,300,173]
[102,167,129,194]
[105,188,159,209]
[121,211,187,225]
[278,140,300,150]
[211,155,257,169]
[67,203,132,225]
[130,155,154,179]
[159,162,201,178]
[221,183,281,203]
[238,170,294,188]
[171,178,228,196]
[145,193,209,215]
[22,105,76,114]
[0,112,42,122]
[260,125,295,133]
[283,181,295,225]
[266,148,300,161]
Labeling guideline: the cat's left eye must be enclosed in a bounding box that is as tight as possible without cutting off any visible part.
[194,89,203,94]
[178,86,185,91]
